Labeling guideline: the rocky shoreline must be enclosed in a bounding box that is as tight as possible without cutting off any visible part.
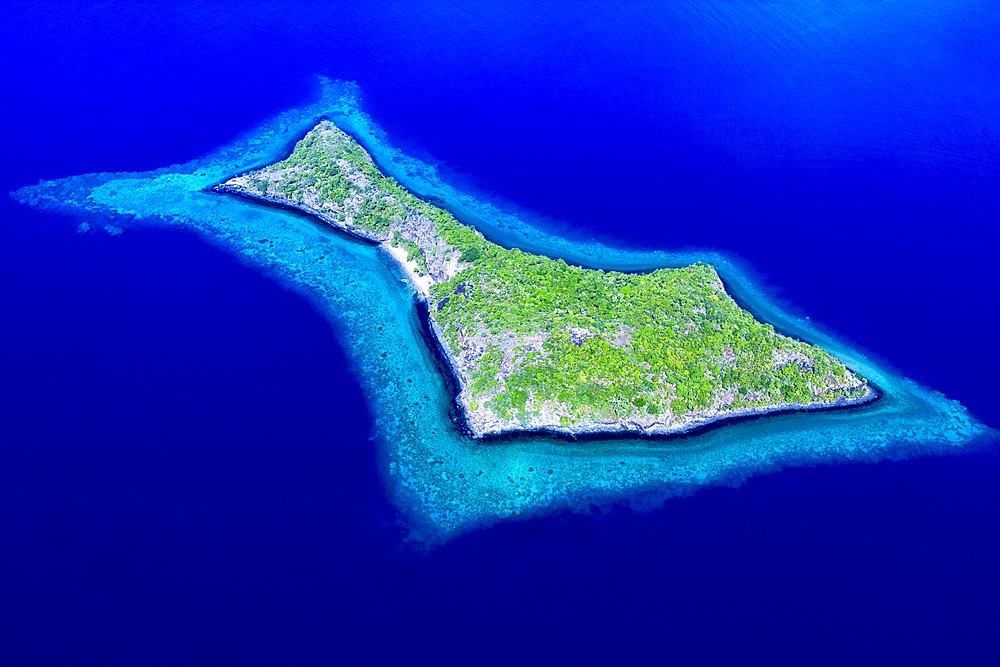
[211,184,386,244]
[466,384,878,441]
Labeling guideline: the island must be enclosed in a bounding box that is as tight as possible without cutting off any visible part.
[10,79,985,541]
[216,120,872,438]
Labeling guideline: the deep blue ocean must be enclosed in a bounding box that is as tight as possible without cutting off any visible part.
[2,1,998,664]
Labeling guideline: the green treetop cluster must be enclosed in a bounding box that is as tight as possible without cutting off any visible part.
[223,121,869,433]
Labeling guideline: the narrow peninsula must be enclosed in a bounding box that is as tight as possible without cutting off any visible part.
[216,121,871,438]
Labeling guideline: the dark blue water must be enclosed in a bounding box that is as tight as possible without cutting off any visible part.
[2,1,998,664]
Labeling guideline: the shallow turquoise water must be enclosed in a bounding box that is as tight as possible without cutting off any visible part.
[13,79,989,543]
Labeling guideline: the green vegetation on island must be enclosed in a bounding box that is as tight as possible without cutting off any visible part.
[218,121,870,436]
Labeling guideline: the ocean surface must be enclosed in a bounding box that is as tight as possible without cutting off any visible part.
[2,1,998,664]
